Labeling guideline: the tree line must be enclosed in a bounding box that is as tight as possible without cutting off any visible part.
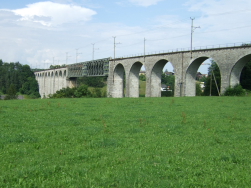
[0,60,40,99]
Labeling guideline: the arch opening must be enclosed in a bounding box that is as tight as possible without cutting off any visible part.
[185,57,221,96]
[231,54,251,90]
[128,62,143,97]
[150,59,175,97]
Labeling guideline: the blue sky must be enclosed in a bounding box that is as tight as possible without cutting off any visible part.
[0,0,251,73]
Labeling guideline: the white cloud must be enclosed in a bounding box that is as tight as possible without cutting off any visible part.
[11,1,96,26]
[0,0,250,74]
[129,0,163,7]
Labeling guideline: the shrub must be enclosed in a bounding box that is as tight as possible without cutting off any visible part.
[224,84,245,96]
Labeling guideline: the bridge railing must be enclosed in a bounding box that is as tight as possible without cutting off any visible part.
[116,41,251,59]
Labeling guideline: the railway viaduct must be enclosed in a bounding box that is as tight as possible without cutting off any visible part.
[35,45,251,98]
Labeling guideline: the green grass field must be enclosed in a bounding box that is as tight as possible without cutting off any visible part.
[0,97,251,187]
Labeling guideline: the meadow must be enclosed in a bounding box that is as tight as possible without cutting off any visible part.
[0,97,251,187]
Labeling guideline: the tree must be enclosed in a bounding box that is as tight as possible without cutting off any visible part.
[0,61,40,98]
[196,82,203,96]
[203,61,221,96]
[20,77,40,98]
[74,84,91,98]
[161,73,175,97]
[139,74,146,81]
[5,83,17,100]
[49,64,66,69]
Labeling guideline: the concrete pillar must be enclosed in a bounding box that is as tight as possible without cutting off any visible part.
[149,60,167,97]
[113,64,125,98]
[127,62,142,97]
[51,71,54,95]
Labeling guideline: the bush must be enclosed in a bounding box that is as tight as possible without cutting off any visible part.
[224,84,245,96]
[161,91,173,97]
[74,85,91,98]
[92,88,102,98]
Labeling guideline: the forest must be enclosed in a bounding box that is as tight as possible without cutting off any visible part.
[0,60,40,99]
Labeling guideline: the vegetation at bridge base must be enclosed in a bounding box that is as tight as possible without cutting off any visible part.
[0,97,251,187]
[224,84,246,96]
[0,60,40,99]
[202,60,251,96]
[48,84,106,98]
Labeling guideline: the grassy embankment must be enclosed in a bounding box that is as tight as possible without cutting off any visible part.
[0,97,251,187]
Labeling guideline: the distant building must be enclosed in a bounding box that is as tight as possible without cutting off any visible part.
[196,72,208,80]
[139,70,146,75]
[164,71,174,76]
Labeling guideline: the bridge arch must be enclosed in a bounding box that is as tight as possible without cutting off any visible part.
[127,61,143,97]
[184,56,221,96]
[113,63,125,98]
[230,54,251,87]
[149,59,170,97]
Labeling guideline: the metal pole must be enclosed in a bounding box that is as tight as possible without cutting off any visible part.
[113,36,120,60]
[92,44,95,60]
[113,36,116,59]
[212,69,221,96]
[66,52,68,65]
[76,49,78,63]
[144,38,146,62]
[190,18,193,59]
[91,43,98,60]
[190,17,200,59]
[76,49,82,63]
[210,71,212,96]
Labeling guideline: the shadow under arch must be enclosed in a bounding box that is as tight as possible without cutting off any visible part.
[113,63,125,98]
[128,61,143,97]
[150,59,172,97]
[230,54,251,87]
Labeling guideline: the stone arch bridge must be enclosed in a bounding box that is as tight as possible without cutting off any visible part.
[35,45,251,98]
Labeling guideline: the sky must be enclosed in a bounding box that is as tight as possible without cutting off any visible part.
[0,0,251,73]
